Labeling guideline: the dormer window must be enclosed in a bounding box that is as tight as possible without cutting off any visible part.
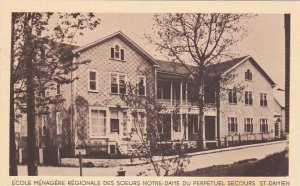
[110,44,125,61]
[245,69,252,81]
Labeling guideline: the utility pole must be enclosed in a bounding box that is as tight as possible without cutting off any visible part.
[284,14,290,134]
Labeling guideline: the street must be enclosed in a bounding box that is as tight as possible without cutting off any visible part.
[18,141,288,176]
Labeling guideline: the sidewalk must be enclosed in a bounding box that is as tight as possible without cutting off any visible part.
[18,140,288,176]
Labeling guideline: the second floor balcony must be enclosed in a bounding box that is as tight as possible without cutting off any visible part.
[156,79,216,107]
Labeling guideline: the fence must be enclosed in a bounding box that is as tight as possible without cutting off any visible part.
[221,132,278,147]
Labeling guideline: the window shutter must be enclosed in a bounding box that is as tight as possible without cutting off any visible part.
[111,47,114,59]
[120,49,125,60]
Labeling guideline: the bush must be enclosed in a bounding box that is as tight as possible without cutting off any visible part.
[82,161,95,167]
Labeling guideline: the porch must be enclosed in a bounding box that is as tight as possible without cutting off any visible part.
[156,78,216,107]
[157,112,218,148]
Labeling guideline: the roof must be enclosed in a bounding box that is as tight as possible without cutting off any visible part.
[208,55,249,75]
[274,97,285,108]
[156,55,276,87]
[73,31,159,67]
[156,59,190,76]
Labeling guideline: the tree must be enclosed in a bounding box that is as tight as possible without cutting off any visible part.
[151,13,251,150]
[10,12,100,175]
[119,83,190,176]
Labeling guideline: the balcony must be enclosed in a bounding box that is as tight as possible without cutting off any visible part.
[156,80,216,107]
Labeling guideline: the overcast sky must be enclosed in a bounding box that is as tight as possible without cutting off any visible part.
[70,13,285,93]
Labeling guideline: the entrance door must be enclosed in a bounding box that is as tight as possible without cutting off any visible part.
[205,116,216,140]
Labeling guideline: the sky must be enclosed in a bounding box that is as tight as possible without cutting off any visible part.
[68,13,285,99]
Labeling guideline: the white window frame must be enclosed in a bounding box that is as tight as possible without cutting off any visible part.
[89,107,108,138]
[110,72,127,94]
[244,118,253,133]
[110,44,125,61]
[260,118,268,133]
[228,89,237,104]
[41,115,47,136]
[110,110,120,134]
[245,91,253,105]
[245,69,252,81]
[137,75,147,96]
[56,112,62,135]
[260,93,268,107]
[88,69,98,92]
[228,117,238,133]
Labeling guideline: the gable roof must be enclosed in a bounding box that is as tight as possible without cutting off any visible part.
[217,55,276,87]
[73,31,159,67]
[156,55,276,87]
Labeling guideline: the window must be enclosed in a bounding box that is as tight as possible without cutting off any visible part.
[260,93,267,107]
[228,89,237,104]
[245,69,252,80]
[111,73,127,94]
[228,117,238,133]
[245,91,253,105]
[244,118,253,133]
[110,110,119,134]
[110,45,125,61]
[188,115,198,134]
[56,112,62,135]
[260,119,268,133]
[173,114,181,132]
[88,70,98,92]
[158,114,171,134]
[157,80,171,99]
[56,83,61,95]
[157,114,164,134]
[90,109,107,137]
[138,76,146,96]
[133,112,146,135]
[119,75,126,94]
[41,115,47,136]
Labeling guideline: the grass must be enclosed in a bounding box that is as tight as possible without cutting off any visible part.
[179,149,288,176]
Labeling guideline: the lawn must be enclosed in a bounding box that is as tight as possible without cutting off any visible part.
[179,149,288,176]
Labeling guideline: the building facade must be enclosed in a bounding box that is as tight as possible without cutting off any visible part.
[17,31,282,158]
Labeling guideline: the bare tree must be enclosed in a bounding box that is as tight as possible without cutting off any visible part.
[119,83,189,176]
[10,12,100,175]
[151,13,252,150]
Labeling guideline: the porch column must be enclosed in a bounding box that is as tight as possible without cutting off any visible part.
[180,114,184,140]
[185,114,188,140]
[185,83,188,104]
[170,82,173,106]
[171,115,173,141]
[180,81,183,106]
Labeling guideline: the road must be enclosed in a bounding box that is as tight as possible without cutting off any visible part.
[18,141,288,176]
